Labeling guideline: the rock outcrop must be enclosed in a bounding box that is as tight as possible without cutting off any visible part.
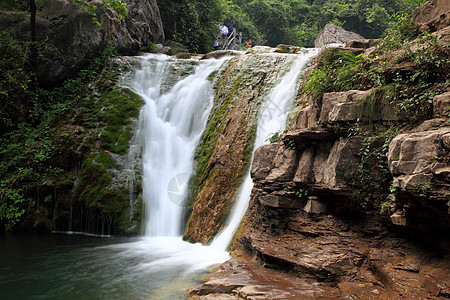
[0,0,164,85]
[314,24,364,48]
[191,78,450,300]
[183,47,305,244]
[413,0,450,31]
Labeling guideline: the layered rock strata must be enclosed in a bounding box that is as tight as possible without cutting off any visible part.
[190,36,449,298]
[190,84,450,300]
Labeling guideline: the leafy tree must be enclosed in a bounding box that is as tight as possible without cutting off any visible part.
[222,0,427,47]
[157,0,224,53]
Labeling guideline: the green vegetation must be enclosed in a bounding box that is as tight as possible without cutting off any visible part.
[296,188,308,199]
[156,0,425,52]
[266,130,283,143]
[74,0,129,26]
[352,126,400,208]
[157,0,225,53]
[0,35,143,232]
[194,76,243,187]
[230,0,426,47]
[303,14,449,124]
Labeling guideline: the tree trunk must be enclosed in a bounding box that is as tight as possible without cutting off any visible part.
[29,0,37,90]
[29,0,36,43]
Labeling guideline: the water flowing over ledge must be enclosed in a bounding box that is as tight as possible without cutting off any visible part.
[121,54,230,237]
[210,48,320,251]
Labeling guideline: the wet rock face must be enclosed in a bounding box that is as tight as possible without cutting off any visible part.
[0,0,164,85]
[184,51,301,244]
[190,200,450,299]
[314,24,364,48]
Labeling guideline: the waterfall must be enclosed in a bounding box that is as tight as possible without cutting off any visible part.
[120,54,230,237]
[211,48,320,250]
[112,50,319,287]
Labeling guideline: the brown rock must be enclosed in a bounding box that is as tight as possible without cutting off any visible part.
[251,144,279,180]
[288,105,319,130]
[388,127,450,188]
[293,147,315,184]
[275,44,304,54]
[259,194,304,209]
[266,146,298,182]
[345,39,380,49]
[443,133,450,149]
[176,52,192,59]
[315,137,361,189]
[433,91,450,118]
[0,0,164,85]
[412,0,450,31]
[319,90,372,124]
[390,211,408,226]
[202,50,243,60]
[314,24,364,48]
[191,279,244,296]
[303,197,327,214]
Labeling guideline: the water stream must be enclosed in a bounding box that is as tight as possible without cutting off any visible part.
[121,54,228,237]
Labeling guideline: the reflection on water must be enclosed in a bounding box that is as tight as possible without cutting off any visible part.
[0,233,228,299]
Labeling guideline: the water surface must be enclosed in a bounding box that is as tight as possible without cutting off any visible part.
[0,233,227,299]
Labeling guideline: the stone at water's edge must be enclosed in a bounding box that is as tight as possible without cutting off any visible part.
[0,0,164,85]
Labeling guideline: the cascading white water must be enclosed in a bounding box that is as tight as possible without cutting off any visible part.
[211,48,320,250]
[2,51,326,300]
[105,49,319,296]
[121,54,229,237]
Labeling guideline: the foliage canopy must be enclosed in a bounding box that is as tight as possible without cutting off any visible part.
[157,0,426,51]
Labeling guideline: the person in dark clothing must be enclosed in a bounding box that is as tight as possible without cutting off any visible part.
[225,23,233,37]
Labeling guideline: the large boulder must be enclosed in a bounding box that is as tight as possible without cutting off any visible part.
[388,119,450,230]
[314,24,364,48]
[433,91,450,118]
[0,0,164,85]
[388,120,450,194]
[412,0,450,31]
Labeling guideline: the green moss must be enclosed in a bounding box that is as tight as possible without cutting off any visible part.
[194,75,243,187]
[207,70,218,82]
[73,157,113,207]
[97,88,142,155]
[95,150,116,169]
[357,85,400,124]
[63,179,74,188]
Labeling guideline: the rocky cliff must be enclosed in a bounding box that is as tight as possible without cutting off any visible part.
[189,1,450,298]
[0,0,164,85]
